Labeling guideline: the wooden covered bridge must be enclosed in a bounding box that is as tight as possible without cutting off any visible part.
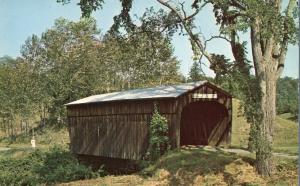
[66,81,232,160]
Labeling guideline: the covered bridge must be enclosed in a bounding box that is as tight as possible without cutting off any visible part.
[66,81,232,160]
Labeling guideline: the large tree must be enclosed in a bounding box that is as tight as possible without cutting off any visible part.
[102,30,181,90]
[21,18,102,121]
[0,16,181,135]
[204,0,297,176]
[20,17,181,121]
[58,0,297,176]
[0,57,42,136]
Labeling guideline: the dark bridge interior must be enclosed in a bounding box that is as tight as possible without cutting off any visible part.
[180,101,228,146]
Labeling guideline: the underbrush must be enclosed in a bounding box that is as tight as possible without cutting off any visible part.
[0,146,103,185]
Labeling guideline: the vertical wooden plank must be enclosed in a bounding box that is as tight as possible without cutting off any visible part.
[78,116,83,154]
[95,116,99,156]
[98,116,104,156]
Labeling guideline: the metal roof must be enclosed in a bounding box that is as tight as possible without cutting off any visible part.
[66,81,207,106]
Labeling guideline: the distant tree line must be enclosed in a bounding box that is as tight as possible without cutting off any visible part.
[276,77,298,116]
[0,17,183,138]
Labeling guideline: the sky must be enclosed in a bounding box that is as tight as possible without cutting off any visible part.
[0,0,298,78]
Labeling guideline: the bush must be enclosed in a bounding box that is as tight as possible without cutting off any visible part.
[0,150,43,185]
[36,146,99,184]
[0,146,102,185]
[146,104,170,161]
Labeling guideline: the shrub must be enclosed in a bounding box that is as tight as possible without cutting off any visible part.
[0,150,43,186]
[146,104,170,161]
[35,146,99,184]
[0,146,102,185]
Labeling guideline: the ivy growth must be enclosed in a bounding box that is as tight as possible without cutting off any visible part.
[146,104,170,161]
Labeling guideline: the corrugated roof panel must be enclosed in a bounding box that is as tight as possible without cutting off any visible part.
[66,81,207,106]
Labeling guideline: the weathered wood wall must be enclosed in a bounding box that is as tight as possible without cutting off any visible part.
[67,99,177,160]
[67,82,232,160]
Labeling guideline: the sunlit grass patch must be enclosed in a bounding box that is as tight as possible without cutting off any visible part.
[231,99,298,155]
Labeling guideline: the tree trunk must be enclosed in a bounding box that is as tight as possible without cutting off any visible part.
[10,120,14,138]
[25,120,28,135]
[255,61,277,176]
[20,120,23,133]
[3,118,7,136]
[43,106,46,126]
[0,118,3,134]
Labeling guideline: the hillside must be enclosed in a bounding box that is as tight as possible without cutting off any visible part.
[59,147,297,186]
[231,99,298,154]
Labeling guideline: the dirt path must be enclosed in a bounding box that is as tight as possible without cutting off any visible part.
[182,146,298,159]
[0,147,10,151]
[220,147,298,159]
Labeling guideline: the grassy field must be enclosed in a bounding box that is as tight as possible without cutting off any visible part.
[231,99,298,155]
[278,113,298,122]
[0,99,298,185]
[0,125,70,161]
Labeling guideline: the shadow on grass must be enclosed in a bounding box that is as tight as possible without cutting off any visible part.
[140,146,255,185]
[228,145,250,151]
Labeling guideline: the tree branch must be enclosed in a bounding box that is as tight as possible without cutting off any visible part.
[205,35,231,44]
[250,19,263,76]
[180,2,187,19]
[228,0,246,11]
[156,0,212,63]
[276,0,297,78]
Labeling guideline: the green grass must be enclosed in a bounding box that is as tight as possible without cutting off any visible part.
[0,146,35,159]
[60,148,298,186]
[142,148,257,185]
[0,125,70,149]
[273,116,298,155]
[273,116,298,145]
[143,148,240,175]
[231,99,298,155]
[231,99,250,149]
[273,146,298,155]
[278,113,298,122]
